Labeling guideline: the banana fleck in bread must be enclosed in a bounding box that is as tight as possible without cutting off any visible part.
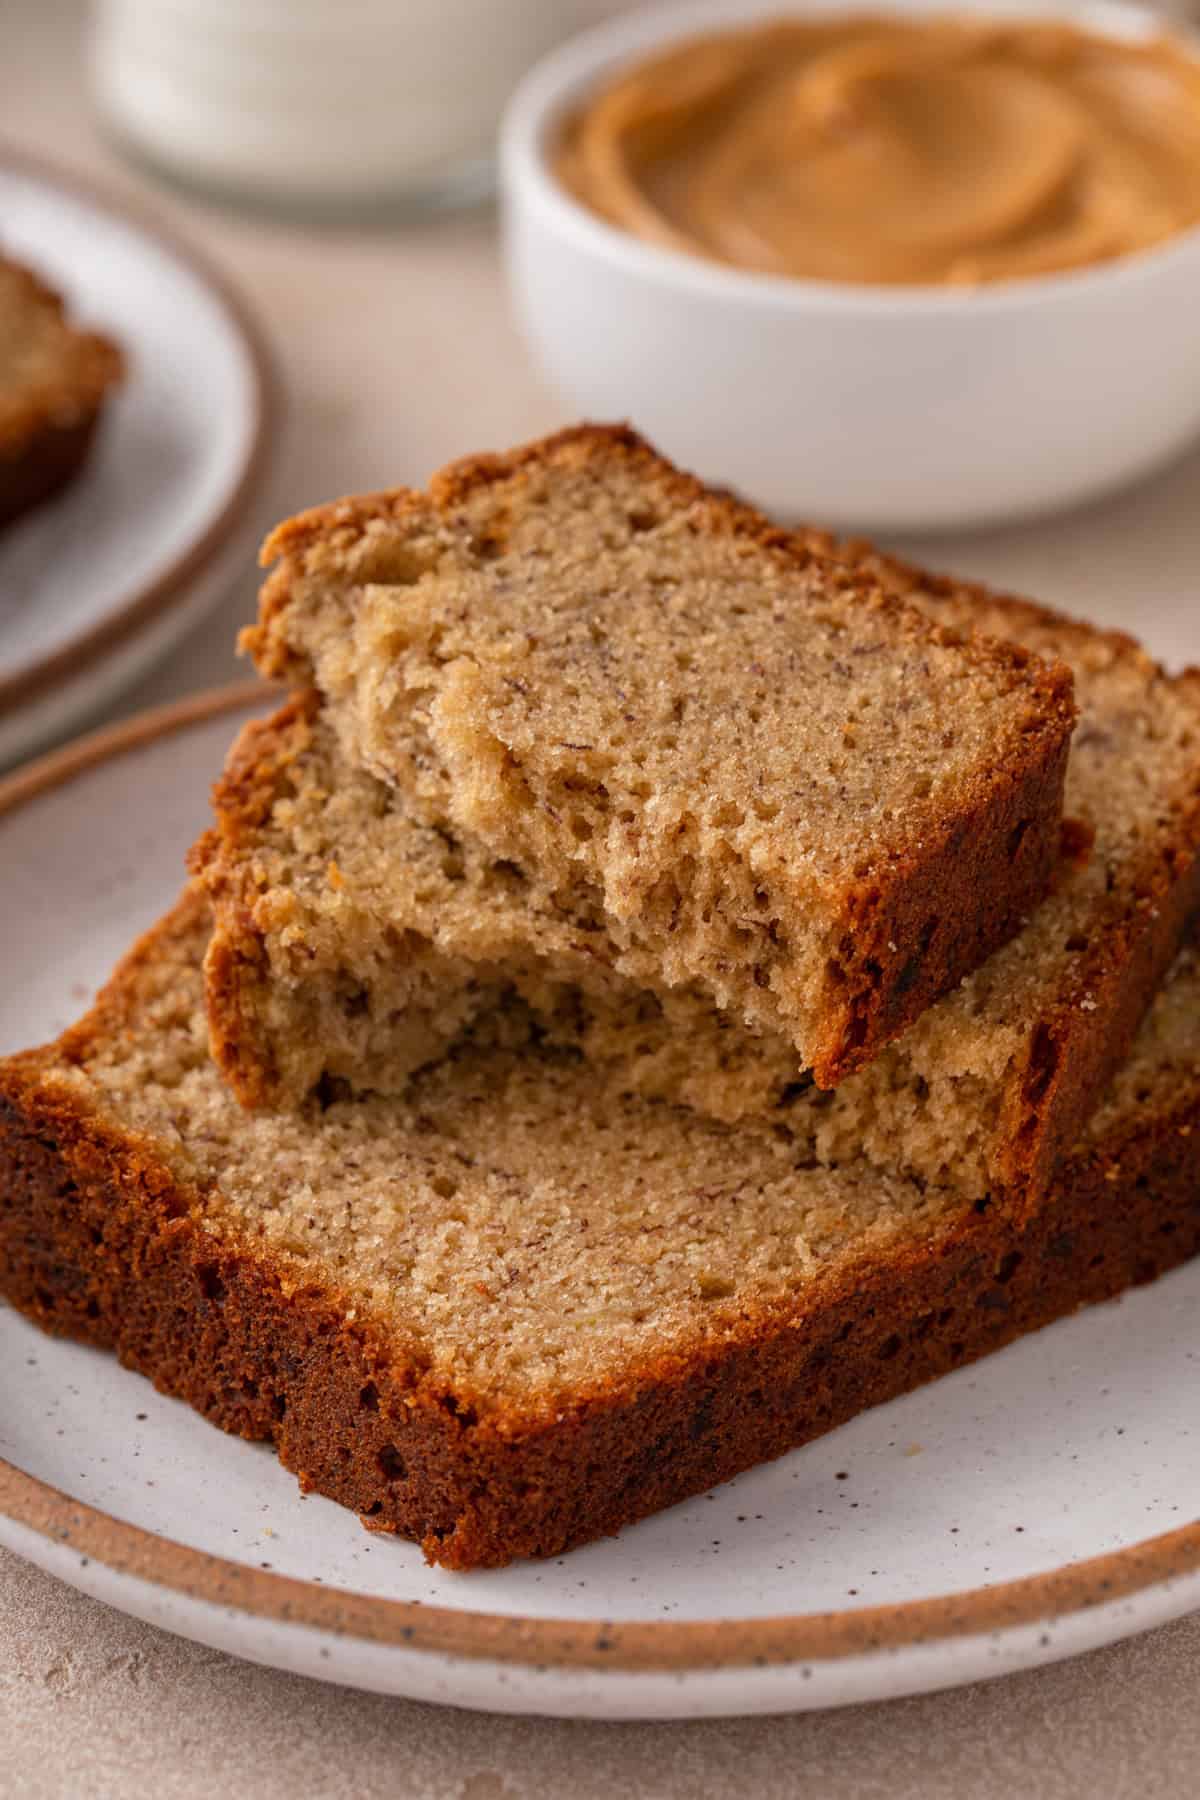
[198,574,1200,1205]
[245,425,1076,1086]
[1,891,1198,1570]
[0,254,124,531]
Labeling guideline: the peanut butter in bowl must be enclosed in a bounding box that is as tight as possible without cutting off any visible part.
[556,14,1200,286]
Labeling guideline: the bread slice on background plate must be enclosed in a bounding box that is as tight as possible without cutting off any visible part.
[1,889,1196,1571]
[0,253,123,531]
[245,425,1076,1088]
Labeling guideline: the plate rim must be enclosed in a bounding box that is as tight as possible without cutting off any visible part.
[2,683,1199,1676]
[0,142,277,721]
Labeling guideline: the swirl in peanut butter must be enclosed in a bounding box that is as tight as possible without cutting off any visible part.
[557,16,1200,285]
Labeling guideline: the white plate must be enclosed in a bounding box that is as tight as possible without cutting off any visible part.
[0,689,1198,1720]
[0,149,273,767]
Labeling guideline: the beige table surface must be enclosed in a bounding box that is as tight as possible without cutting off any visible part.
[5,6,1200,1795]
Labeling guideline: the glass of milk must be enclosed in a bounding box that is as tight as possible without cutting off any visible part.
[91,0,636,216]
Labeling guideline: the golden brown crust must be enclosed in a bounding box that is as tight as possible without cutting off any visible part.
[189,697,321,1108]
[249,423,1075,718]
[2,894,1199,1570]
[0,255,124,530]
[838,550,1200,1197]
[997,834,1200,1195]
[814,730,1070,1074]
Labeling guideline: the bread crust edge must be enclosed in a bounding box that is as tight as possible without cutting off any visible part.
[2,896,1198,1570]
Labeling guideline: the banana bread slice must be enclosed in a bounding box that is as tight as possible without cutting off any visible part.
[1,891,1197,1570]
[199,570,1200,1203]
[194,694,807,1121]
[245,425,1075,1086]
[0,254,123,530]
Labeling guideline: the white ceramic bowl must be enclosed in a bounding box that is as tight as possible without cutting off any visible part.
[501,0,1200,531]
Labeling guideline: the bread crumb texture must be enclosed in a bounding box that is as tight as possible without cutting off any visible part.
[30,896,1200,1413]
[246,425,1074,1082]
[206,506,1199,1199]
[806,571,1200,1195]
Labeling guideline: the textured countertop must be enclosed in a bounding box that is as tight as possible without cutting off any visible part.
[6,1549,1200,1800]
[4,6,1200,1795]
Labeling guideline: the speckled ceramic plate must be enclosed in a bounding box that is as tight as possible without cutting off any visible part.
[0,149,273,768]
[1,690,1199,1720]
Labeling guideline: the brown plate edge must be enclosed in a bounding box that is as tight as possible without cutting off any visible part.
[0,142,278,720]
[1,682,1199,1676]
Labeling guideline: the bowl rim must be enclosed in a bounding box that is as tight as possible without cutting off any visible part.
[500,0,1200,316]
